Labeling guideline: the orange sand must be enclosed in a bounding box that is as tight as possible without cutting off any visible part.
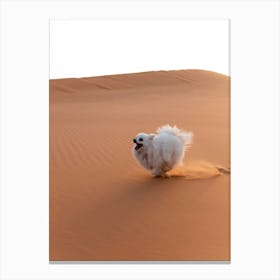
[49,70,230,261]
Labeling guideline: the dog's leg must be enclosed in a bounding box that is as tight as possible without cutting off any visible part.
[151,168,170,178]
[151,168,160,177]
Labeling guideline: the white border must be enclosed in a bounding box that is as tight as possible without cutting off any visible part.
[0,1,279,279]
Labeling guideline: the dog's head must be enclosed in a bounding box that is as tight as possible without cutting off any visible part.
[133,133,154,152]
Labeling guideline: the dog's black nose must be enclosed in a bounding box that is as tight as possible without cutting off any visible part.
[133,138,137,143]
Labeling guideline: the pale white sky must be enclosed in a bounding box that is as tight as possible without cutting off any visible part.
[50,19,229,79]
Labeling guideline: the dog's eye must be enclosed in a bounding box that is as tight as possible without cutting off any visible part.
[139,138,143,142]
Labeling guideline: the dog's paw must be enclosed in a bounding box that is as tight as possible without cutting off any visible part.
[151,169,170,178]
[162,173,170,179]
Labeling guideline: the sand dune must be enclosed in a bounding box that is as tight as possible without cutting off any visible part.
[49,70,230,261]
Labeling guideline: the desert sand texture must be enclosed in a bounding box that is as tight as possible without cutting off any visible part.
[50,70,230,261]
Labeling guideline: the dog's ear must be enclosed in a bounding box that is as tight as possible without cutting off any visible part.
[149,134,155,141]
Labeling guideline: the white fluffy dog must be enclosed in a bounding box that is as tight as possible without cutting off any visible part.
[132,125,193,177]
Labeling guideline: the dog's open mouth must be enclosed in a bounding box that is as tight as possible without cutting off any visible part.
[135,143,143,151]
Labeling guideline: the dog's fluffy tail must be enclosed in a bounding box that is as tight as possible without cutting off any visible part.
[157,124,193,149]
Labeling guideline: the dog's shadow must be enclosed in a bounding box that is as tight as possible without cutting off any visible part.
[84,175,212,240]
[66,172,224,260]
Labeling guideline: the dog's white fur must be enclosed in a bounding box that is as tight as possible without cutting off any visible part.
[132,125,193,177]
